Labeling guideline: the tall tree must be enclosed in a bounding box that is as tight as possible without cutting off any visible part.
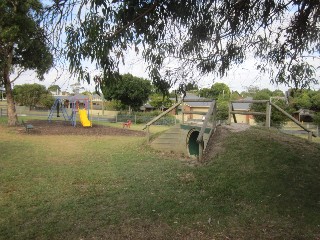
[102,73,152,112]
[45,1,319,92]
[0,0,53,125]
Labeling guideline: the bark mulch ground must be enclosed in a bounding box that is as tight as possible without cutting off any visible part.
[17,120,146,137]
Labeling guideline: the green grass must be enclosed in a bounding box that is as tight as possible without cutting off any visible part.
[0,122,320,239]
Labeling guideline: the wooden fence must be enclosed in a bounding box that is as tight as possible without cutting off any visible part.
[228,100,316,141]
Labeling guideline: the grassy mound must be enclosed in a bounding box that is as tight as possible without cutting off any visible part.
[0,123,319,239]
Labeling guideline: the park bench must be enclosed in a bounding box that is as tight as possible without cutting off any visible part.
[122,120,132,128]
[21,120,34,133]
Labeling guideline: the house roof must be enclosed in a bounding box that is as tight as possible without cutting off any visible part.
[183,93,213,107]
[232,97,252,110]
[185,102,212,107]
[293,108,315,116]
[140,103,155,111]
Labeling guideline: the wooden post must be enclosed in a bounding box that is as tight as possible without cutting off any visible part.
[231,104,237,123]
[228,102,232,125]
[147,125,150,143]
[182,102,185,124]
[308,131,312,142]
[266,101,271,128]
[135,114,137,124]
[198,142,203,162]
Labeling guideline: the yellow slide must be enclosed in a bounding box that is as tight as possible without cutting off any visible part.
[78,109,92,127]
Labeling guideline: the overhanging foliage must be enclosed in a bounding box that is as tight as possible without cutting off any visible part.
[45,1,319,92]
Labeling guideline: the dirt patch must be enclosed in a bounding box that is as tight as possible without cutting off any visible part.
[17,120,146,137]
[224,123,251,132]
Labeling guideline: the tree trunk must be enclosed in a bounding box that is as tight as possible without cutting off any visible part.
[4,73,18,126]
[3,44,18,126]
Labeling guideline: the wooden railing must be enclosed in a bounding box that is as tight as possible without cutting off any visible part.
[228,100,271,126]
[270,102,316,139]
[143,100,183,142]
[228,99,316,141]
[196,100,217,161]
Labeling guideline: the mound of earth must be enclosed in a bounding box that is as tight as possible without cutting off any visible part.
[17,120,146,137]
[203,123,250,161]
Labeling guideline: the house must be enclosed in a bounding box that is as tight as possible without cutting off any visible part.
[140,103,155,112]
[231,97,255,125]
[183,93,212,121]
[293,109,315,122]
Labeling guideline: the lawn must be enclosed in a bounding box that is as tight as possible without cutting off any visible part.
[0,119,320,239]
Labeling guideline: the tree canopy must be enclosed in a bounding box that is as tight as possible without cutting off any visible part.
[289,89,320,111]
[48,85,61,92]
[45,0,319,93]
[102,73,152,111]
[1,0,53,125]
[13,83,54,110]
[199,83,231,99]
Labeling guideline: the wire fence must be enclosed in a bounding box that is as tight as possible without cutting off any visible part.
[116,114,178,125]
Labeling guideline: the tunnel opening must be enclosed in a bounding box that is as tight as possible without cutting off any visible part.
[187,129,201,157]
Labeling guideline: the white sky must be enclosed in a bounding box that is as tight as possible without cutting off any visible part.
[14,51,320,94]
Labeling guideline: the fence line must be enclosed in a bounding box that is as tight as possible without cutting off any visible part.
[0,108,7,117]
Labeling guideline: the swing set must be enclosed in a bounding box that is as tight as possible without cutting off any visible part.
[48,96,93,127]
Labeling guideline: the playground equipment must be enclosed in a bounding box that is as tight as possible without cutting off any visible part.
[48,95,93,127]
[122,120,132,128]
[69,95,93,127]
[79,109,92,127]
[48,98,70,122]
[143,99,217,161]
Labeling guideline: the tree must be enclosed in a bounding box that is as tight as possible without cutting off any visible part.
[311,91,320,111]
[199,83,231,100]
[48,85,61,93]
[102,73,152,112]
[149,93,173,110]
[216,99,229,121]
[185,82,198,91]
[0,0,53,125]
[211,83,231,100]
[13,84,54,110]
[46,1,319,94]
[289,89,320,111]
[81,91,92,96]
[313,112,320,127]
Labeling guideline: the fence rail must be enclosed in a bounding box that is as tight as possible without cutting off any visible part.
[0,108,7,117]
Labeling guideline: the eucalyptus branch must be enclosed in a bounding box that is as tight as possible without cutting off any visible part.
[104,1,159,40]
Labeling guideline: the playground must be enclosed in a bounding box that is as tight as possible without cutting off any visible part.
[16,119,145,137]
